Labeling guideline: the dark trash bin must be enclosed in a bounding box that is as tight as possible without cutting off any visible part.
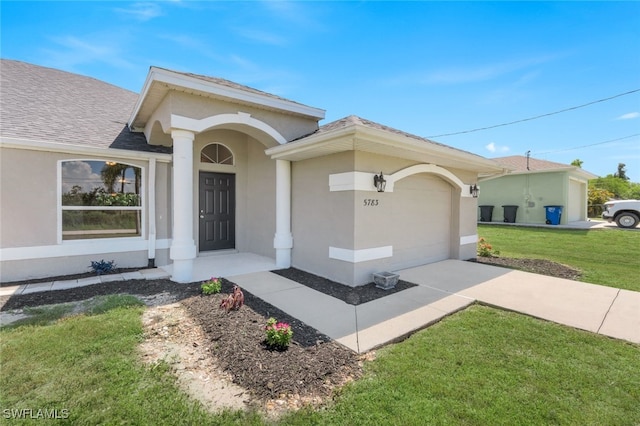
[479,205,494,222]
[502,205,519,223]
[544,205,563,225]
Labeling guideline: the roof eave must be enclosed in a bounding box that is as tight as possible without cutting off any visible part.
[128,67,325,131]
[267,122,505,174]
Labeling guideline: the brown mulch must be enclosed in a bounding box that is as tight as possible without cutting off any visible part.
[0,256,581,407]
[473,257,582,280]
[181,280,361,401]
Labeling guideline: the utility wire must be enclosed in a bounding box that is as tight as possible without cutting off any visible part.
[427,88,640,138]
[534,133,640,155]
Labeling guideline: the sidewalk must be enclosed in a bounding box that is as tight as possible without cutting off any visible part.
[0,268,170,297]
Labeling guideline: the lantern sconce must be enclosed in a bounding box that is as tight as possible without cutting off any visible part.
[470,184,479,198]
[373,172,387,192]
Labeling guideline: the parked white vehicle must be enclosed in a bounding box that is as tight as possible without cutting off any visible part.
[602,200,640,228]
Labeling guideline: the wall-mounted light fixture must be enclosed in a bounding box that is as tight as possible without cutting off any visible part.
[373,172,386,192]
[470,184,479,198]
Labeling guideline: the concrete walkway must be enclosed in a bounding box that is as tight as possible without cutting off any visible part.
[2,259,638,352]
[230,260,639,352]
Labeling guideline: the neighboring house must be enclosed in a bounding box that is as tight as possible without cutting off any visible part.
[477,155,598,225]
[0,59,505,285]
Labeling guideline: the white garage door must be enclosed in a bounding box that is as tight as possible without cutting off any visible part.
[568,180,583,222]
[391,174,452,270]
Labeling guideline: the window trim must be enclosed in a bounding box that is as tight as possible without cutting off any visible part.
[57,159,145,244]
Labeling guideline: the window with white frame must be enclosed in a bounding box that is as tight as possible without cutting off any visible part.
[60,160,142,240]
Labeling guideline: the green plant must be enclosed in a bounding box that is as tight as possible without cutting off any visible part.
[477,237,499,257]
[201,277,222,295]
[89,259,116,275]
[264,317,293,350]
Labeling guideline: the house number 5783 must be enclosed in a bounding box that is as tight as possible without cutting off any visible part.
[363,199,379,206]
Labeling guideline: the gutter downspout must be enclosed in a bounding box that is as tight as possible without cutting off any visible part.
[147,157,157,267]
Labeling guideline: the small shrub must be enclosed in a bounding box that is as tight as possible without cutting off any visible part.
[265,317,293,350]
[201,277,222,295]
[89,259,116,275]
[477,238,500,257]
[219,285,244,312]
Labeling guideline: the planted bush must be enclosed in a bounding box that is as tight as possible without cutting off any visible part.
[201,277,222,295]
[477,238,500,257]
[265,317,293,350]
[89,259,116,275]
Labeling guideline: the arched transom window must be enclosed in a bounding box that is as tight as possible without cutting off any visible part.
[201,143,234,165]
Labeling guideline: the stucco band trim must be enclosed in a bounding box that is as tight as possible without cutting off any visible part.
[329,246,393,263]
[0,239,172,261]
[460,234,478,245]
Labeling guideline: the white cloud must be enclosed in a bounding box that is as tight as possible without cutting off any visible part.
[61,161,104,193]
[42,35,136,70]
[615,112,640,120]
[485,142,510,153]
[114,2,164,21]
[388,54,561,86]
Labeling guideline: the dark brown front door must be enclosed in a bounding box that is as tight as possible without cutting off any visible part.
[199,172,235,251]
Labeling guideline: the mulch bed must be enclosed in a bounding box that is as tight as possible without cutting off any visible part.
[472,257,582,280]
[273,267,416,305]
[181,279,361,400]
[0,276,362,402]
[0,278,201,311]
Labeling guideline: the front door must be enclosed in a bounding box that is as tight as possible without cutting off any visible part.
[199,172,235,251]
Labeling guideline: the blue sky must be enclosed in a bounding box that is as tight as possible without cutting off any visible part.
[2,1,639,181]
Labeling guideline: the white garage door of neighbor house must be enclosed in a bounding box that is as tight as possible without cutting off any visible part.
[568,180,583,222]
[391,174,452,271]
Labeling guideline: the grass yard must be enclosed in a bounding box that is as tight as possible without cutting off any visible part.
[2,302,638,425]
[0,303,262,425]
[478,225,640,291]
[281,305,640,425]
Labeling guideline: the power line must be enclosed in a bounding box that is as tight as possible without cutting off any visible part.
[427,88,640,138]
[534,133,640,155]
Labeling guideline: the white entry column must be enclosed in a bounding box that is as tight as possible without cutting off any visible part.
[170,129,197,283]
[274,159,293,268]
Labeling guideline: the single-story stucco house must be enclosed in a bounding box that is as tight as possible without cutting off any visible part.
[477,155,598,225]
[0,59,506,285]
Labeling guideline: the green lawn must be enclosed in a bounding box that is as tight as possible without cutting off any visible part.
[282,306,640,425]
[2,304,638,425]
[0,305,262,425]
[478,225,640,291]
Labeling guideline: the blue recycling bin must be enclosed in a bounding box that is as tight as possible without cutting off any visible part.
[544,205,563,225]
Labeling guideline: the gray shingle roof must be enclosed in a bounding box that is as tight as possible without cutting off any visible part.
[0,59,171,154]
[309,115,488,160]
[492,155,573,172]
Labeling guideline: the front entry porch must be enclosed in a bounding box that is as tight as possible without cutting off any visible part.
[160,252,278,283]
